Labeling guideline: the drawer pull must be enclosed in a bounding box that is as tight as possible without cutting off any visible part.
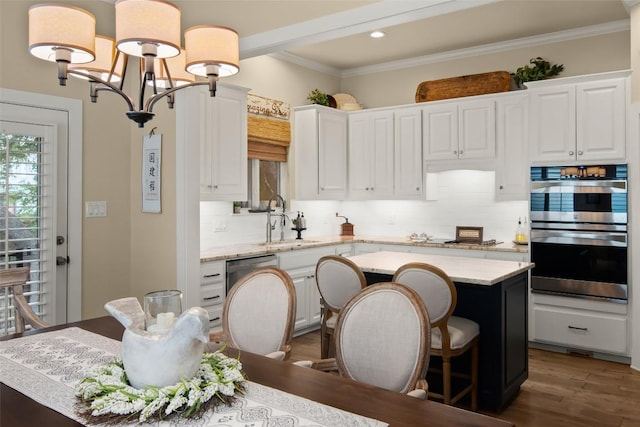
[568,325,588,332]
[210,316,221,322]
[204,295,220,300]
[204,273,221,278]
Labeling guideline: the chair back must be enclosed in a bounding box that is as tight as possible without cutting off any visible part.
[315,255,366,314]
[393,262,456,326]
[222,266,296,357]
[334,282,431,394]
[0,267,48,333]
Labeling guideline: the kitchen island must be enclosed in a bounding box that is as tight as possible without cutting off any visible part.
[347,251,534,412]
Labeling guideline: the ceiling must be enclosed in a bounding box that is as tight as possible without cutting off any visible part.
[173,0,632,76]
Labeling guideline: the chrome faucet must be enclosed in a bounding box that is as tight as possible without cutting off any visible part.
[266,194,286,243]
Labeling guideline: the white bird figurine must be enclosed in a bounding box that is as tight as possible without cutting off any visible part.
[104,297,210,389]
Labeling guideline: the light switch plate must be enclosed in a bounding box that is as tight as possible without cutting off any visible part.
[86,201,107,217]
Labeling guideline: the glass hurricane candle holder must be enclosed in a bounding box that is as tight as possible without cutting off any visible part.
[144,290,182,333]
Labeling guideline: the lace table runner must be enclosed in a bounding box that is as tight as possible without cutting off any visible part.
[0,327,387,427]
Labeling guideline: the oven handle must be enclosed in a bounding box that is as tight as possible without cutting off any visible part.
[531,229,627,247]
[530,179,627,193]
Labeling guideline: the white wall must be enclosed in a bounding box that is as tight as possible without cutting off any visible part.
[200,170,527,249]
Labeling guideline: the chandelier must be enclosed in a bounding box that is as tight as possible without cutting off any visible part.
[28,0,239,127]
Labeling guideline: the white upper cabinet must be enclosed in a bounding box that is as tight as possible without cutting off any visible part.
[394,107,424,199]
[495,93,529,201]
[529,71,628,164]
[348,110,395,199]
[423,98,496,162]
[181,84,249,201]
[294,106,348,200]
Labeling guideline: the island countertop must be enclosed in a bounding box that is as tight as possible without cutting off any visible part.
[347,251,534,285]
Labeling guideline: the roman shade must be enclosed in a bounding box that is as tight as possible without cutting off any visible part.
[247,115,290,162]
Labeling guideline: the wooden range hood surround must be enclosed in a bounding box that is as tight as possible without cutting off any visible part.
[247,115,290,162]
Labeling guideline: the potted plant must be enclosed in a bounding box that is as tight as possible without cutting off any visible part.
[512,57,564,88]
[307,89,336,107]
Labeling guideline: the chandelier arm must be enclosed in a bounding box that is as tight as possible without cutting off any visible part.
[146,81,209,113]
[67,69,136,112]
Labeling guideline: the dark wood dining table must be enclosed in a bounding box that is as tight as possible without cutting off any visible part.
[0,316,513,427]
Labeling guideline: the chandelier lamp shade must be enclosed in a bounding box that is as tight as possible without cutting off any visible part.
[28,0,240,127]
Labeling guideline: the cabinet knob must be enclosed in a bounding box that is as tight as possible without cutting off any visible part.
[577,151,583,156]
[213,185,218,189]
[459,150,463,155]
[453,150,458,154]
[499,185,504,190]
[416,186,420,191]
[370,187,374,191]
[207,185,212,188]
[569,151,574,156]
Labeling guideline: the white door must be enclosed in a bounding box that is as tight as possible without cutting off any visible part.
[0,103,70,332]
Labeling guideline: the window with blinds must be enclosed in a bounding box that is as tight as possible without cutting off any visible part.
[0,131,47,335]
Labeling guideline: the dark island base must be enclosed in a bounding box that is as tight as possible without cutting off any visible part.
[364,271,529,412]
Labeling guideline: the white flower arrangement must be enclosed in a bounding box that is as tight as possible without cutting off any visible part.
[75,350,246,423]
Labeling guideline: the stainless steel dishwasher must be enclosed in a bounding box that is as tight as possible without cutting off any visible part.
[226,254,278,293]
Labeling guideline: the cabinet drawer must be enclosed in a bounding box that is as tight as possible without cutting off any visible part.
[206,305,224,329]
[201,262,224,285]
[533,305,627,354]
[201,283,225,307]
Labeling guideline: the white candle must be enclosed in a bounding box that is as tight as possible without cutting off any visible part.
[157,312,175,329]
[148,312,175,333]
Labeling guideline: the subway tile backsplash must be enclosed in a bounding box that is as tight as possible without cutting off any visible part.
[200,170,528,250]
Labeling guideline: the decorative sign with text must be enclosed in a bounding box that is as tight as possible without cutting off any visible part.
[142,134,161,213]
[247,94,290,120]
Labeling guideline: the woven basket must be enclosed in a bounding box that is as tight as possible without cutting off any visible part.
[415,71,511,103]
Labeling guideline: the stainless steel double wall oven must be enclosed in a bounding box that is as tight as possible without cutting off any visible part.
[530,164,628,302]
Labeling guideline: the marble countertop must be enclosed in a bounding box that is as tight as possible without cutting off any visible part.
[348,251,534,286]
[201,235,528,263]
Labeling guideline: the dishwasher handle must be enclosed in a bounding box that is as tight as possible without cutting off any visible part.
[226,254,278,273]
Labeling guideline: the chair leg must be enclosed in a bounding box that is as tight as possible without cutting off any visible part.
[442,356,451,405]
[320,321,331,359]
[471,342,478,411]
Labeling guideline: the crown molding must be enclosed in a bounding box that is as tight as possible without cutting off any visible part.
[622,0,640,11]
[269,52,342,77]
[332,19,629,78]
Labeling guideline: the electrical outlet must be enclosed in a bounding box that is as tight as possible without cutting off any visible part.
[214,221,228,232]
[85,201,107,217]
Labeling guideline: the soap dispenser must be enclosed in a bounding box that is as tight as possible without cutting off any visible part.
[515,217,526,244]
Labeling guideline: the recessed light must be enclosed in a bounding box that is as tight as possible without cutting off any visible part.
[370,31,385,39]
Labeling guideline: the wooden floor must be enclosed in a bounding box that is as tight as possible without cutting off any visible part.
[289,330,640,427]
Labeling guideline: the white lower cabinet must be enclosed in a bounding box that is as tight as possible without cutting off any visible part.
[199,260,226,332]
[277,246,338,335]
[531,293,628,356]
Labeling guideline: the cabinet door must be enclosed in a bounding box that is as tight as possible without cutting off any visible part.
[530,85,576,163]
[576,78,626,162]
[423,104,458,160]
[192,85,248,201]
[207,88,248,200]
[395,108,423,198]
[318,109,348,199]
[291,273,310,331]
[348,111,394,199]
[459,99,496,159]
[496,94,529,201]
[308,274,322,326]
[294,108,320,200]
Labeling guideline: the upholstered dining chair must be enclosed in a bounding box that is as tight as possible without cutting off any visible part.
[393,262,479,411]
[297,282,431,399]
[0,267,48,333]
[208,266,296,361]
[315,255,367,358]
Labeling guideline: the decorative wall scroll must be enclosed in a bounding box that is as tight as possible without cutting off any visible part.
[142,134,161,213]
[247,94,290,120]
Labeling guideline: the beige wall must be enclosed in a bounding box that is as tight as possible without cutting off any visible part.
[342,31,630,108]
[632,3,640,103]
[0,0,632,320]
